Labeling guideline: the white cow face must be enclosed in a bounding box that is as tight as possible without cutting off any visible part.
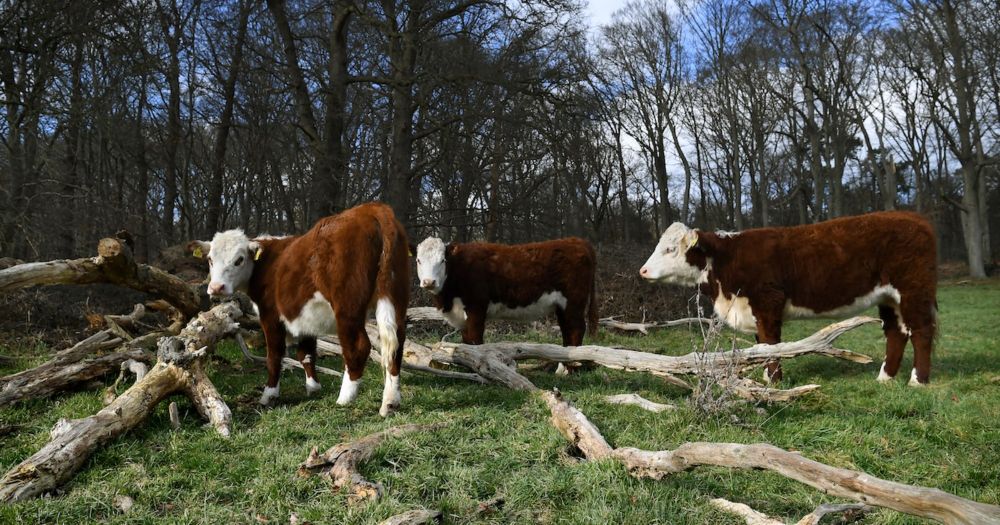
[415,237,448,294]
[639,222,705,285]
[189,230,261,296]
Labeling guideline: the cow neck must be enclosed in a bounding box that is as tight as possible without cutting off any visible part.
[247,235,297,306]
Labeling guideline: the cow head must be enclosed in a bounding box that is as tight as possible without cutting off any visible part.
[188,229,261,296]
[639,222,709,285]
[415,237,452,294]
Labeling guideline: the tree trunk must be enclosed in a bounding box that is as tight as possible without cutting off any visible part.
[206,0,252,234]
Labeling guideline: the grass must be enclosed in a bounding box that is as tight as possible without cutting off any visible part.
[1,280,999,524]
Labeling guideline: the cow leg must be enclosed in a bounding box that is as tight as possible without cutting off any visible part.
[462,307,486,345]
[296,336,321,395]
[755,317,783,383]
[337,321,371,406]
[260,320,287,406]
[899,297,936,386]
[556,306,586,347]
[379,314,406,417]
[876,305,908,382]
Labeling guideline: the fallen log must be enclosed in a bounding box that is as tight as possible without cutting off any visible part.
[0,330,153,407]
[0,236,204,318]
[298,423,446,504]
[237,333,342,378]
[0,301,244,502]
[432,316,875,379]
[541,389,1000,525]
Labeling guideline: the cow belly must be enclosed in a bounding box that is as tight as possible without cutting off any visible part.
[281,292,337,337]
[488,291,568,321]
[783,284,901,320]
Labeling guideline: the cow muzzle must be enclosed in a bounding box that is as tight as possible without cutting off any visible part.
[420,279,436,290]
[208,282,227,296]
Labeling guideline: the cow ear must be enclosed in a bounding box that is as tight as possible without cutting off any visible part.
[248,241,263,261]
[691,231,719,255]
[445,243,459,257]
[407,242,416,257]
[188,240,210,259]
[681,230,700,253]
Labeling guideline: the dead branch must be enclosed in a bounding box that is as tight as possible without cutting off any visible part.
[604,393,675,412]
[406,307,445,323]
[710,498,871,525]
[718,378,821,403]
[600,316,713,334]
[0,236,203,318]
[104,303,147,330]
[541,389,1000,525]
[378,510,442,525]
[298,423,446,504]
[0,302,244,502]
[0,330,154,407]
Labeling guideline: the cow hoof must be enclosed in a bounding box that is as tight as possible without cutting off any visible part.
[305,378,322,395]
[259,386,280,406]
[907,369,927,387]
[379,402,400,417]
[876,362,893,382]
[337,375,361,405]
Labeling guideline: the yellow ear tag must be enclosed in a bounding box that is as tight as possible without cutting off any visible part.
[690,235,698,247]
[254,247,263,261]
[193,247,203,258]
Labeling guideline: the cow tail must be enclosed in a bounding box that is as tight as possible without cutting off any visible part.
[374,211,407,371]
[586,244,599,337]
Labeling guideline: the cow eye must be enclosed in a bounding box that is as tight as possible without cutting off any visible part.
[207,257,213,266]
[235,256,244,266]
[416,258,421,264]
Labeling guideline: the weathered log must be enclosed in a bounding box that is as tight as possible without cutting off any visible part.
[0,302,243,502]
[0,330,155,407]
[298,423,446,504]
[0,236,203,318]
[406,307,445,323]
[718,378,821,403]
[709,498,871,525]
[433,316,876,379]
[541,389,1000,525]
[604,393,675,412]
[378,509,442,525]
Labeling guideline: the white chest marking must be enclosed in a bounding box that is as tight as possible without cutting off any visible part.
[281,292,337,337]
[488,291,568,321]
[442,297,469,329]
[713,289,757,333]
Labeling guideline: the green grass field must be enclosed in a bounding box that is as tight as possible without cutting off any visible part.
[1,280,999,524]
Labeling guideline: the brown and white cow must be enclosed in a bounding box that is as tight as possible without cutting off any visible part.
[639,211,938,385]
[189,203,410,416]
[415,237,598,346]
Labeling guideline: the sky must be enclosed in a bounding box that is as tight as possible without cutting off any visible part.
[584,0,624,29]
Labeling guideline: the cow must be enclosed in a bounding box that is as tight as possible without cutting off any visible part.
[414,237,598,346]
[188,203,410,416]
[639,211,938,385]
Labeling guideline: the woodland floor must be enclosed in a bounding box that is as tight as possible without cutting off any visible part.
[0,280,998,524]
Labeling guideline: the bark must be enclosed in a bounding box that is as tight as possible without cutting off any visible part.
[0,236,204,318]
[0,302,244,502]
[298,423,446,504]
[157,0,183,245]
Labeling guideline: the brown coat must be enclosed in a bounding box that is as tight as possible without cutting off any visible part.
[433,238,598,345]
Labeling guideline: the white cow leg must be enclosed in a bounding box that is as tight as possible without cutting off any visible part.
[305,375,322,395]
[337,372,361,405]
[908,368,924,387]
[380,372,401,417]
[259,385,280,406]
[876,362,893,382]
